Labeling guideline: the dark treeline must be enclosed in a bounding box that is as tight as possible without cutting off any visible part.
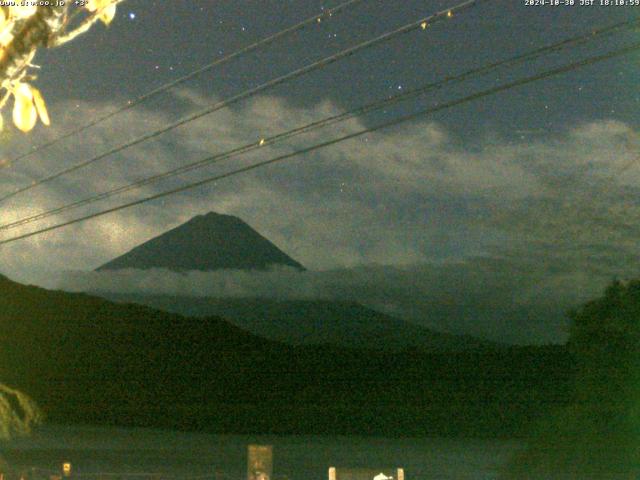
[502,279,640,479]
[0,274,572,437]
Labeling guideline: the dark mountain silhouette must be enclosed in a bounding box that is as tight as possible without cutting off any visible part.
[0,274,572,436]
[93,211,491,351]
[101,294,492,352]
[96,212,304,272]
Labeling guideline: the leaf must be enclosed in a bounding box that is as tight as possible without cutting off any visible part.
[86,0,109,11]
[12,83,37,133]
[9,5,37,20]
[31,87,50,126]
[86,1,118,26]
[98,4,117,26]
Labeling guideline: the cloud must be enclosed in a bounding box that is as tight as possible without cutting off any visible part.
[49,258,611,344]
[0,92,636,343]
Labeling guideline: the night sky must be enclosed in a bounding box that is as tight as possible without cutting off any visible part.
[0,0,639,343]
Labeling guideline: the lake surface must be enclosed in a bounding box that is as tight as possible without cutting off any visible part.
[0,425,522,480]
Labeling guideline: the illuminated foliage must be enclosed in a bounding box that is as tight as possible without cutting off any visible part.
[0,383,42,439]
[0,1,124,440]
[0,1,125,132]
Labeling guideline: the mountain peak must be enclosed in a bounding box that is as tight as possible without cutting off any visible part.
[193,211,237,221]
[96,212,304,272]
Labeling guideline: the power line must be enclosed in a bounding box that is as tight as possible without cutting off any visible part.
[0,0,488,205]
[1,41,637,246]
[0,0,370,170]
[2,17,637,232]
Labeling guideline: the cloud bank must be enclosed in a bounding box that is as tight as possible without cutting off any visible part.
[0,91,637,342]
[50,260,609,344]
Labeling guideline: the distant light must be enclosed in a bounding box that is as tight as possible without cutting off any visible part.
[447,10,453,18]
[420,21,428,30]
[129,12,136,20]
